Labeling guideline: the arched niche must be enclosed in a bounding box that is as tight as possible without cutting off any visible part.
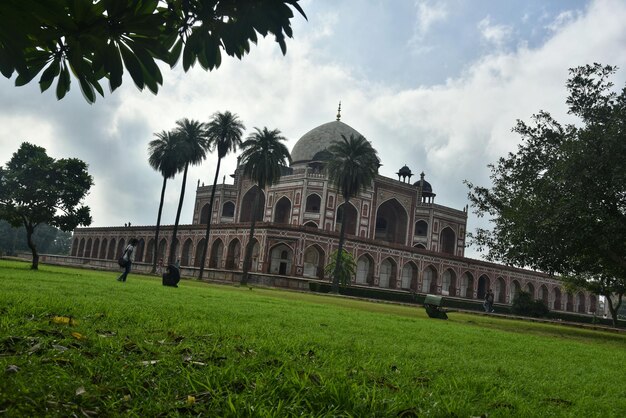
[222,201,235,217]
[200,203,211,224]
[401,262,418,290]
[269,243,293,275]
[379,258,397,289]
[459,272,474,298]
[273,196,291,224]
[374,199,408,245]
[305,194,321,213]
[303,245,325,279]
[240,186,265,223]
[335,202,358,236]
[421,265,438,294]
[414,220,428,236]
[209,239,224,268]
[440,227,456,255]
[356,254,374,285]
[181,239,193,266]
[226,239,242,270]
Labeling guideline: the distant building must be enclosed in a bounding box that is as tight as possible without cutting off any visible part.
[72,113,598,313]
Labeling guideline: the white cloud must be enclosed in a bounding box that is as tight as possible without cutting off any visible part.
[408,0,448,53]
[478,16,513,47]
[545,10,582,32]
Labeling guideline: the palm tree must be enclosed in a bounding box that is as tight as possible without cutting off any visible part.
[147,130,182,273]
[168,118,208,265]
[326,134,379,293]
[198,111,245,279]
[239,127,291,285]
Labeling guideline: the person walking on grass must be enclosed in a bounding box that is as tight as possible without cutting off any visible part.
[485,289,495,313]
[117,238,138,282]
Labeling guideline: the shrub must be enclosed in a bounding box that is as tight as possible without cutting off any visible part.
[511,291,549,317]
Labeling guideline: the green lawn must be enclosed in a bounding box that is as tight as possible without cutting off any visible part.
[1,260,625,417]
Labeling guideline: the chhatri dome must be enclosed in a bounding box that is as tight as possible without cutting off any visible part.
[290,103,374,166]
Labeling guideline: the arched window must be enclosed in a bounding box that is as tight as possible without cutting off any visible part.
[440,227,455,255]
[415,220,428,236]
[335,203,358,236]
[305,194,321,213]
[240,186,265,222]
[200,203,211,224]
[379,258,397,289]
[374,199,408,245]
[356,254,374,285]
[274,197,291,224]
[222,201,235,217]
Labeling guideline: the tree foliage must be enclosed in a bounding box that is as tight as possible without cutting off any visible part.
[0,220,72,256]
[326,134,379,293]
[324,249,356,287]
[198,110,245,279]
[510,291,549,318]
[0,0,306,103]
[239,126,290,285]
[466,64,626,325]
[0,142,93,269]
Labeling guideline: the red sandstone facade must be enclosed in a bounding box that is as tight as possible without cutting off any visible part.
[71,119,598,314]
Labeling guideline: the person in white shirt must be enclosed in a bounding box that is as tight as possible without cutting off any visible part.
[116,238,139,282]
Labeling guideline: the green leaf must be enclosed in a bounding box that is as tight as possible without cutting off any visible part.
[78,75,95,104]
[104,43,123,92]
[39,57,60,92]
[168,38,183,68]
[56,64,70,100]
[119,42,144,90]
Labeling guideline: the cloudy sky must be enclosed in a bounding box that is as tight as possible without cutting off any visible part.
[1,0,625,259]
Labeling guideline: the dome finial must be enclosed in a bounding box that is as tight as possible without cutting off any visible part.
[336,101,341,121]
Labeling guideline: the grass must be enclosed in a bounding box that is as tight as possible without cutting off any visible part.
[1,259,625,417]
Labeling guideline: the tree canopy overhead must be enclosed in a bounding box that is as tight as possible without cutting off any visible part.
[466,63,626,325]
[0,0,306,103]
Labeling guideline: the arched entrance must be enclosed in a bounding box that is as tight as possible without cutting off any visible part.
[240,186,265,222]
[379,258,397,289]
[440,227,455,255]
[84,239,92,258]
[539,285,549,305]
[525,282,535,299]
[459,272,474,298]
[194,238,206,267]
[181,239,193,266]
[589,295,597,314]
[303,245,324,278]
[269,244,293,275]
[510,280,521,302]
[222,201,235,218]
[91,238,100,258]
[374,199,408,245]
[495,277,506,303]
[422,266,437,294]
[117,239,126,258]
[335,202,358,236]
[356,254,374,285]
[442,269,456,296]
[566,293,574,312]
[401,262,418,290]
[107,239,116,259]
[200,203,211,224]
[273,196,291,224]
[78,238,85,257]
[99,238,108,259]
[305,194,321,213]
[576,292,586,313]
[135,239,145,262]
[477,275,489,300]
[145,239,154,264]
[209,239,224,268]
[552,287,562,310]
[225,239,241,270]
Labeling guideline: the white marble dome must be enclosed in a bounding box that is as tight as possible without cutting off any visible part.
[290,120,366,165]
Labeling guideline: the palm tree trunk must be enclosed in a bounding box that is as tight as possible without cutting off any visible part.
[151,177,168,273]
[198,157,222,279]
[169,163,189,265]
[241,188,261,285]
[332,197,350,293]
[25,222,38,270]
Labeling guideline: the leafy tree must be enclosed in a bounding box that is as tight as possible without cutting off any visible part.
[239,127,291,285]
[169,119,208,265]
[198,111,245,279]
[466,64,626,326]
[324,249,356,287]
[0,142,93,269]
[326,134,379,293]
[148,129,182,272]
[0,0,307,103]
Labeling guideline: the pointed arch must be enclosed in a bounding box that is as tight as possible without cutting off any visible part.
[413,243,426,249]
[116,239,126,258]
[145,239,155,264]
[78,238,85,258]
[226,239,242,270]
[442,269,457,296]
[200,203,211,224]
[269,243,293,275]
[401,261,418,290]
[305,193,321,213]
[525,282,535,299]
[379,258,397,289]
[356,254,374,285]
[440,227,456,255]
[107,239,116,260]
[157,238,167,263]
[135,239,145,262]
[510,280,522,302]
[477,275,490,300]
[303,221,318,229]
[222,201,235,217]
[91,238,100,258]
[589,295,597,314]
[194,238,206,267]
[552,287,562,310]
[414,220,428,236]
[303,244,325,279]
[374,198,408,245]
[576,291,586,313]
[240,186,265,222]
[566,292,574,312]
[209,238,224,268]
[459,271,474,298]
[495,277,506,303]
[99,238,108,259]
[273,196,292,224]
[84,238,92,258]
[181,238,193,266]
[539,284,549,306]
[335,202,358,236]
[422,265,438,294]
[250,238,261,272]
